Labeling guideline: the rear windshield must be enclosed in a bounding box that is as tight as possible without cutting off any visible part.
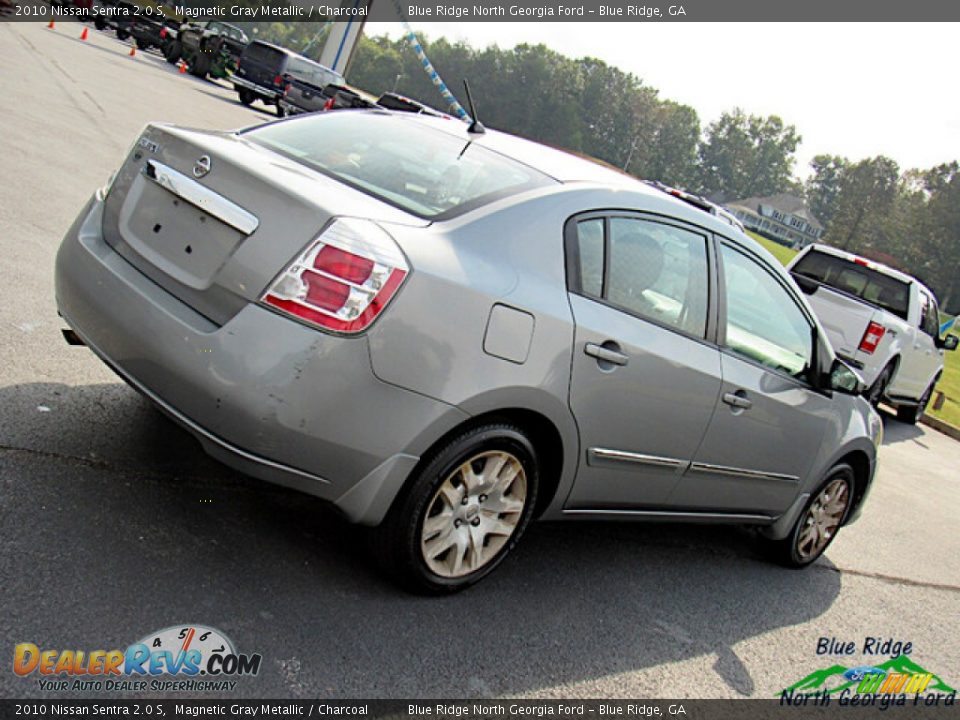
[792,249,910,319]
[285,57,343,87]
[244,112,555,219]
[242,42,286,69]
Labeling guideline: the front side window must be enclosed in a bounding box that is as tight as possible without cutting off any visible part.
[722,244,813,379]
[571,216,709,338]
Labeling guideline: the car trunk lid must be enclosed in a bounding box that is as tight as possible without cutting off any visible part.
[101,123,426,326]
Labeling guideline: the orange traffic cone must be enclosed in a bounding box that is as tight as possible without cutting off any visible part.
[80,27,88,40]
[47,19,55,29]
[178,61,187,74]
[129,43,136,57]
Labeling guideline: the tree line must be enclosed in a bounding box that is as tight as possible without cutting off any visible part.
[250,26,959,312]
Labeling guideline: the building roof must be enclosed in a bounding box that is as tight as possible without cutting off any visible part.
[726,193,824,231]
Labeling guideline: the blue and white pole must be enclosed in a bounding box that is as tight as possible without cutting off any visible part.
[391,0,471,123]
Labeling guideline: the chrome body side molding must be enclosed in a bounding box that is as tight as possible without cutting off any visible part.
[587,447,689,471]
[688,462,799,484]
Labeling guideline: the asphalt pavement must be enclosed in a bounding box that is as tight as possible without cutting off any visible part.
[1,21,958,700]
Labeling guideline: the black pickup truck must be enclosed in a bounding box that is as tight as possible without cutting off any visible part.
[163,20,248,79]
[127,7,181,50]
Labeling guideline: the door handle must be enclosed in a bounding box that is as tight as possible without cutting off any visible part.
[584,342,629,366]
[722,391,753,410]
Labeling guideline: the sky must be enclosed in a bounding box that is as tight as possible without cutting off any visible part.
[364,22,960,179]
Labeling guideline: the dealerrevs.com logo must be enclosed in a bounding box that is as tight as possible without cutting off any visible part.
[13,625,262,693]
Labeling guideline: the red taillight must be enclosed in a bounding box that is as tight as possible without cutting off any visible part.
[859,321,886,354]
[314,245,374,284]
[273,74,284,87]
[854,258,869,267]
[159,27,167,39]
[262,219,408,334]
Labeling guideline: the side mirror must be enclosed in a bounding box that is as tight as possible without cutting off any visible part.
[936,334,959,351]
[790,272,819,296]
[830,358,866,396]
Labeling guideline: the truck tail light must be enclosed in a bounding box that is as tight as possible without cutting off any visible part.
[273,74,284,87]
[859,322,886,354]
[262,219,408,334]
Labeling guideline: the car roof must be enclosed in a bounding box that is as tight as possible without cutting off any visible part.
[247,40,297,56]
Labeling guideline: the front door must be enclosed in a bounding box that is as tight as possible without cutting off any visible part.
[564,214,722,510]
[670,241,832,516]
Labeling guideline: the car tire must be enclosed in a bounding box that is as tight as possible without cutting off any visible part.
[371,423,539,594]
[190,51,211,78]
[238,89,256,106]
[94,17,106,31]
[866,363,894,408]
[896,378,937,425]
[116,28,130,41]
[136,38,150,50]
[164,40,182,64]
[765,464,855,568]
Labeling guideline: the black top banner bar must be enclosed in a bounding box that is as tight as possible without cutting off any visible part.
[4,0,960,22]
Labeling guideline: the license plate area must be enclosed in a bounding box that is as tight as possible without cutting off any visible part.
[119,175,244,290]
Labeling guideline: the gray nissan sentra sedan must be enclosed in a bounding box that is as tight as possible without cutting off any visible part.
[55,110,882,593]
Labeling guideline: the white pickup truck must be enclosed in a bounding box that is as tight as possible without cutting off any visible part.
[787,244,958,423]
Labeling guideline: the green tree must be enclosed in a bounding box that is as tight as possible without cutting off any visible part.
[804,154,848,229]
[696,109,801,199]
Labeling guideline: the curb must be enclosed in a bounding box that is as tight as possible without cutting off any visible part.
[920,414,960,442]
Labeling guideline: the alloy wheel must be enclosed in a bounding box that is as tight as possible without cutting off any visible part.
[420,450,527,578]
[796,476,850,560]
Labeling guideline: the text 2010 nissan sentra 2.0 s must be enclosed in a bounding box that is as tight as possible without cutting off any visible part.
[56,110,882,593]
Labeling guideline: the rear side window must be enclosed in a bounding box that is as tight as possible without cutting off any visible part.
[570,216,710,339]
[243,42,286,69]
[722,244,813,379]
[285,57,343,86]
[792,250,910,320]
[245,113,554,219]
[919,291,940,338]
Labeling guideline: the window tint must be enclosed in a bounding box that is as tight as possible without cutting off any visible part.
[919,291,940,338]
[792,249,909,320]
[245,113,555,218]
[570,217,709,338]
[722,244,813,379]
[243,42,286,69]
[284,57,344,86]
[575,219,604,298]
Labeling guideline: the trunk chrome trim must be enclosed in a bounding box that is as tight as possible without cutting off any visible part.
[563,509,774,522]
[588,447,689,471]
[688,462,799,484]
[144,160,259,236]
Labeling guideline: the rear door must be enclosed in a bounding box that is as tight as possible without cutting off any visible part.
[565,213,723,510]
[671,240,831,515]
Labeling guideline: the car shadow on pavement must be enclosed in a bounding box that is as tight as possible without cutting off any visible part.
[878,410,925,446]
[1,381,842,699]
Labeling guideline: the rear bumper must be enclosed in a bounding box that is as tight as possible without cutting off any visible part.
[55,194,466,524]
[232,75,280,100]
[278,99,308,116]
